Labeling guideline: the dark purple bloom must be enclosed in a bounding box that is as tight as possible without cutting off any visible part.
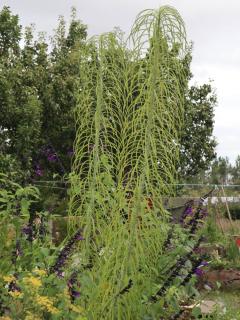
[22,224,35,242]
[75,233,84,241]
[42,146,58,162]
[185,207,193,215]
[47,153,58,162]
[200,261,208,267]
[50,230,84,276]
[180,202,194,225]
[35,164,43,176]
[194,267,204,277]
[68,271,81,301]
[8,281,21,293]
[71,290,81,298]
[22,225,32,235]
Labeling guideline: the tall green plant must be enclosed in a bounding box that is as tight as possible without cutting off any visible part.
[69,6,188,319]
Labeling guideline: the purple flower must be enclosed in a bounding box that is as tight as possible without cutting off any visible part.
[47,153,58,162]
[180,202,194,224]
[22,225,32,235]
[42,146,58,162]
[35,165,43,176]
[185,207,193,215]
[200,261,208,267]
[8,281,21,293]
[194,267,204,277]
[68,271,81,301]
[22,224,35,242]
[50,230,84,276]
[71,290,81,298]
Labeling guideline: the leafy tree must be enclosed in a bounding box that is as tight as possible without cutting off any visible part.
[209,156,231,184]
[0,6,217,186]
[0,7,42,181]
[229,155,240,185]
[180,53,217,179]
[0,6,21,57]
[0,7,87,182]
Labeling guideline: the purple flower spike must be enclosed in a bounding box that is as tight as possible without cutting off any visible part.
[71,290,80,298]
[194,268,204,277]
[68,271,81,301]
[9,281,21,293]
[50,230,84,276]
[22,225,32,235]
[47,153,58,162]
[35,164,43,176]
[200,261,209,267]
[75,233,84,241]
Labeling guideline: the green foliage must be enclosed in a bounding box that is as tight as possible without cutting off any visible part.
[231,155,240,185]
[69,6,190,319]
[0,6,87,182]
[0,174,87,319]
[181,82,217,178]
[0,6,21,56]
[0,5,217,186]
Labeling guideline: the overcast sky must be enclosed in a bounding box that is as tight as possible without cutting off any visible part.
[2,0,239,163]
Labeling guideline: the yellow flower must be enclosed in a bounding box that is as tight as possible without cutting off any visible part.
[6,227,16,247]
[25,312,41,320]
[0,317,12,320]
[63,288,70,299]
[33,269,47,277]
[69,304,84,314]
[9,291,23,298]
[36,295,59,315]
[23,276,42,288]
[2,275,15,283]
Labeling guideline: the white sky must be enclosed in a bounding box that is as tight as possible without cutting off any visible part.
[1,0,240,163]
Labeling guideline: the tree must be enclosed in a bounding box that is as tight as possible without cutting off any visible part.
[179,53,217,179]
[0,7,42,181]
[0,6,217,186]
[0,6,87,182]
[230,155,240,185]
[209,156,231,185]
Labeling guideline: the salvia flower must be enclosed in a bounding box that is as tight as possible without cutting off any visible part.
[199,261,208,267]
[22,224,34,242]
[180,201,194,225]
[47,153,58,162]
[50,229,84,276]
[68,271,81,302]
[194,260,209,277]
[194,267,204,277]
[35,164,43,177]
[8,280,21,295]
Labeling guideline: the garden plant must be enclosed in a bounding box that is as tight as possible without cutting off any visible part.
[1,4,239,320]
